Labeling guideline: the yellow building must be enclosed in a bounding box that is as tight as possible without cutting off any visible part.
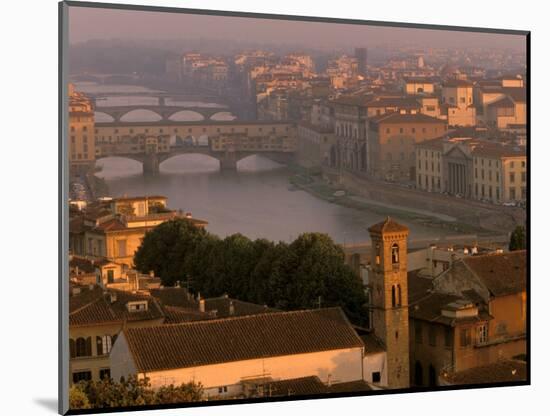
[441,80,476,127]
[69,284,165,384]
[68,83,95,172]
[69,196,208,267]
[474,148,526,203]
[415,137,526,203]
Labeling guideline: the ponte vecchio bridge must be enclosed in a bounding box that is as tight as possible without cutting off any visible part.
[94,120,298,175]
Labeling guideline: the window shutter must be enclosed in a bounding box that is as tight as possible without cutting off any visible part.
[86,337,92,357]
[69,339,75,359]
[96,336,103,355]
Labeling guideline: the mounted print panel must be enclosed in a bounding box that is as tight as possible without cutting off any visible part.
[59,1,529,414]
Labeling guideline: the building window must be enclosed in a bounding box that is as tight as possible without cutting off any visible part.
[72,371,92,384]
[375,243,381,265]
[218,386,228,394]
[397,284,402,306]
[107,269,114,284]
[415,321,423,344]
[477,324,488,344]
[510,172,515,183]
[510,187,516,200]
[521,172,526,182]
[391,285,396,307]
[444,327,453,348]
[74,337,92,357]
[97,335,112,355]
[99,368,111,380]
[391,243,399,264]
[429,326,436,347]
[116,240,127,257]
[372,372,381,383]
[460,328,471,347]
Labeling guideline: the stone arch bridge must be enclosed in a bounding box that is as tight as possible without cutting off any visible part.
[96,146,295,175]
[95,105,234,122]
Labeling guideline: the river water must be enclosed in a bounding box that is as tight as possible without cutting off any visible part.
[78,82,458,244]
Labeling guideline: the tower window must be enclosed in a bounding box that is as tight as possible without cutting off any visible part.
[392,285,396,307]
[391,243,399,264]
[397,284,402,306]
[375,243,381,265]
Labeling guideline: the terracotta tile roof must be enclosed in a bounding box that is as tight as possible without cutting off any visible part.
[368,217,409,234]
[360,333,386,354]
[123,307,364,373]
[69,287,164,327]
[365,96,421,109]
[204,296,278,318]
[504,88,526,103]
[70,256,97,274]
[150,287,198,309]
[370,111,446,125]
[441,360,527,385]
[487,96,515,108]
[261,376,328,397]
[462,251,526,297]
[326,379,372,393]
[407,271,434,303]
[162,306,214,323]
[95,218,127,232]
[246,376,371,398]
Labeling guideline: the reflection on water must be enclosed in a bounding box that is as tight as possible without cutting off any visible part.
[97,155,453,244]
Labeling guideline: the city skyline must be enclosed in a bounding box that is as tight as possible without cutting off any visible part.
[69,6,527,52]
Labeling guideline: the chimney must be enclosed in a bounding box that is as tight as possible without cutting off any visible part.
[109,292,117,304]
[229,300,235,316]
[185,212,192,219]
[199,298,205,313]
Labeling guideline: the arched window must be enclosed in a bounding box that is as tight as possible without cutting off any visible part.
[391,285,396,307]
[375,243,381,265]
[391,243,400,264]
[75,337,92,357]
[397,284,402,306]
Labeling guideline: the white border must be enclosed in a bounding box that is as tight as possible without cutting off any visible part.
[1,1,547,415]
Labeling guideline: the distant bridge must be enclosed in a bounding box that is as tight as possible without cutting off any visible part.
[96,145,295,174]
[95,104,234,122]
[94,120,298,175]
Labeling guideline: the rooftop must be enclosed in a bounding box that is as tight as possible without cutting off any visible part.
[463,251,526,297]
[441,360,527,385]
[123,307,364,373]
[368,217,409,234]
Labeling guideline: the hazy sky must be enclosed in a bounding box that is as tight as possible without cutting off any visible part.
[68,5,526,51]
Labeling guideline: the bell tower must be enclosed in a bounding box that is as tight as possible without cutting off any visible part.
[368,217,410,389]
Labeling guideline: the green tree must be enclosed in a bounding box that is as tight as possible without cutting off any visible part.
[509,225,527,251]
[134,218,211,287]
[69,376,203,409]
[69,385,91,409]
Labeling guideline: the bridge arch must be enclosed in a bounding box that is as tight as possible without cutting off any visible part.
[209,111,236,121]
[168,110,205,122]
[94,111,115,122]
[95,156,144,177]
[119,109,162,122]
[159,152,222,174]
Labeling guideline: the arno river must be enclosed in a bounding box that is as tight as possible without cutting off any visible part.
[78,82,461,244]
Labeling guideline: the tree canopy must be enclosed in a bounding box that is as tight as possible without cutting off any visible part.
[134,219,367,324]
[69,376,203,410]
[509,225,527,251]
